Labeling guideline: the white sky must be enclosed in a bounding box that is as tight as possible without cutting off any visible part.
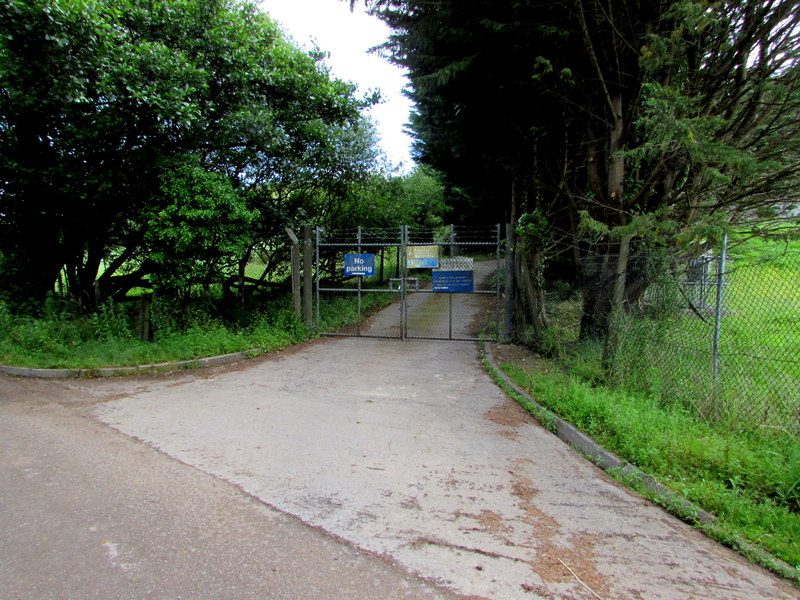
[259,0,415,171]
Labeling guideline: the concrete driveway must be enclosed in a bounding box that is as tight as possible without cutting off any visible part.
[0,377,455,600]
[13,335,786,600]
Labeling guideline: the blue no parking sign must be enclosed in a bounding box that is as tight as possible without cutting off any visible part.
[343,253,375,276]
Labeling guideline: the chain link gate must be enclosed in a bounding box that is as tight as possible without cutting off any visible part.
[315,225,501,341]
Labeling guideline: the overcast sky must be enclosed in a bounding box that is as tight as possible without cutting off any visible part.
[259,0,415,170]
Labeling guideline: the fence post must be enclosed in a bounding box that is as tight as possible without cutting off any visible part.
[314,227,321,331]
[400,225,408,340]
[138,296,151,341]
[504,223,515,342]
[285,227,301,319]
[357,226,362,336]
[712,233,728,384]
[303,225,313,329]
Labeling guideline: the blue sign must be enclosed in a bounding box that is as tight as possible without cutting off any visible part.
[406,246,439,269]
[408,257,439,269]
[343,253,375,276]
[432,270,474,292]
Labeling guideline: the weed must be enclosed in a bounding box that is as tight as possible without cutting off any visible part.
[0,287,386,370]
[498,348,800,573]
[91,301,134,342]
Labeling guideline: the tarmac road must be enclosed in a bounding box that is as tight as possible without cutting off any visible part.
[2,336,798,600]
[0,372,458,600]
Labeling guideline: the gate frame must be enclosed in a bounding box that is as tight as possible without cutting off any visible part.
[314,225,502,342]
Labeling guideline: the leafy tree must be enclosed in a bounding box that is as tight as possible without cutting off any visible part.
[0,0,369,310]
[228,115,385,300]
[334,164,449,231]
[144,163,257,298]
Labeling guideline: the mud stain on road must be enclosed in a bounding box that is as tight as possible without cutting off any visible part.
[484,398,531,428]
[507,459,612,599]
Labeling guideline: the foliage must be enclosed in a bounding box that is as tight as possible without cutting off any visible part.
[145,163,257,296]
[362,164,450,229]
[0,284,411,369]
[542,235,800,432]
[393,165,450,227]
[524,233,800,574]
[0,0,371,310]
[500,357,800,570]
[516,209,548,241]
[296,162,449,232]
[365,0,800,343]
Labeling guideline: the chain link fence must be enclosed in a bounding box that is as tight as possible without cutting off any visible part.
[316,225,501,341]
[544,237,800,434]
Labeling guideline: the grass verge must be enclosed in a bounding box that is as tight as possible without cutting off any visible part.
[491,342,800,583]
[0,292,382,370]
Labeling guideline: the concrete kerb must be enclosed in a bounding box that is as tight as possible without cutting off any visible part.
[481,342,718,527]
[0,349,262,379]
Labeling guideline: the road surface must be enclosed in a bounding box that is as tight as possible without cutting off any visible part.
[2,336,798,599]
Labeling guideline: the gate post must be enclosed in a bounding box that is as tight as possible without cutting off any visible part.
[400,225,408,340]
[357,226,363,336]
[285,227,301,319]
[303,225,313,329]
[504,223,515,342]
[496,223,501,342]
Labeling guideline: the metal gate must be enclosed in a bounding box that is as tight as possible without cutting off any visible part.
[315,225,501,341]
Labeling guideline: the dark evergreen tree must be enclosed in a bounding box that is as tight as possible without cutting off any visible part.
[360,0,800,344]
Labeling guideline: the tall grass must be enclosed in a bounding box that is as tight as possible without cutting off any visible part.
[545,237,800,434]
[0,291,376,369]
[500,358,800,572]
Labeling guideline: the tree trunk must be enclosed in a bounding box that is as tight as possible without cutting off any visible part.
[607,94,625,222]
[579,247,614,339]
[505,175,518,342]
[601,234,632,369]
[69,240,105,311]
[514,236,549,348]
[579,92,628,341]
[5,241,64,310]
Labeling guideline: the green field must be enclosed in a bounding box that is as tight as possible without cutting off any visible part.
[545,237,800,434]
